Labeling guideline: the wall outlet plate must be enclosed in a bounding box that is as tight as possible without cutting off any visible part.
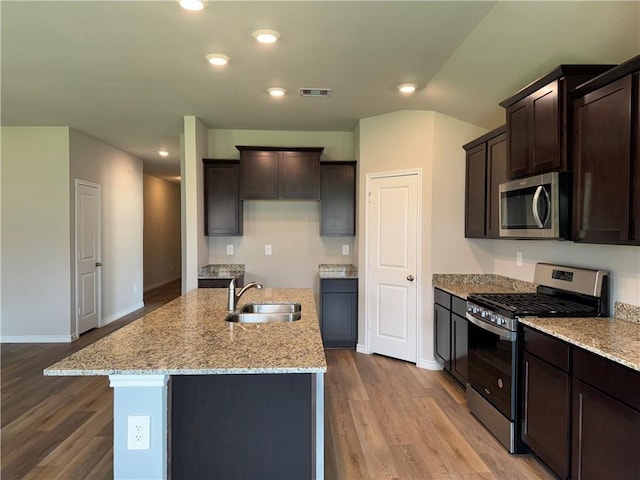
[127,415,150,450]
[342,244,349,255]
[265,244,272,256]
[226,244,234,255]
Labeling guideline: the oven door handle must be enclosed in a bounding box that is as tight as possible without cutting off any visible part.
[466,313,517,342]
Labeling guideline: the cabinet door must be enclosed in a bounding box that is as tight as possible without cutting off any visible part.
[204,161,243,235]
[530,80,561,174]
[506,97,531,179]
[465,143,487,238]
[280,151,320,199]
[522,352,570,480]
[320,162,356,236]
[573,76,632,243]
[321,292,357,348]
[572,379,640,480]
[451,313,468,384]
[241,150,279,199]
[486,133,507,238]
[434,304,451,369]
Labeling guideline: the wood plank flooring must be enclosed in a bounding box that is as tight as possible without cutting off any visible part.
[2,278,554,479]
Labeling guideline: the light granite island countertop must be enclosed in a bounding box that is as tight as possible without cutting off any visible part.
[45,287,327,480]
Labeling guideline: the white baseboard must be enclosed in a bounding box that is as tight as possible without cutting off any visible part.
[144,275,180,292]
[100,302,145,326]
[356,343,369,354]
[1,335,74,343]
[417,358,444,370]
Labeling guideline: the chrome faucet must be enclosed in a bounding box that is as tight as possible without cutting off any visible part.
[228,275,263,311]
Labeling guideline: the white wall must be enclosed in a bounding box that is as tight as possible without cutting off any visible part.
[143,175,181,291]
[1,127,72,341]
[69,129,144,330]
[357,110,491,368]
[206,129,356,291]
[181,116,209,294]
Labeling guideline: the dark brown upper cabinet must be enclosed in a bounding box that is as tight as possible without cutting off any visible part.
[571,56,640,245]
[203,159,243,236]
[500,65,615,179]
[463,126,507,239]
[237,146,323,200]
[320,161,356,236]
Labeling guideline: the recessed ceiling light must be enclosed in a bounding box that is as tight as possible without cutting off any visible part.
[159,150,169,157]
[252,29,280,44]
[398,83,417,94]
[206,54,230,66]
[179,0,208,11]
[268,87,286,97]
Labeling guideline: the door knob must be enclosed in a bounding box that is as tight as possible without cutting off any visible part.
[407,275,415,281]
[95,262,102,267]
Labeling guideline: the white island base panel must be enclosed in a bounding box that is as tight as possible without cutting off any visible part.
[108,373,324,480]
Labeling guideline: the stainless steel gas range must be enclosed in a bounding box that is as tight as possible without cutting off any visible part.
[465,263,609,453]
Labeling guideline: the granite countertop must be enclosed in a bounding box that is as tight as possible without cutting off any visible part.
[432,273,640,373]
[432,273,536,298]
[519,311,640,372]
[319,264,358,279]
[44,288,327,376]
[198,264,245,279]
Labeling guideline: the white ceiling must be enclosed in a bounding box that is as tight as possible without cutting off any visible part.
[2,1,639,180]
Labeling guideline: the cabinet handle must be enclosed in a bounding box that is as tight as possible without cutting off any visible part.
[407,275,415,281]
[524,360,529,435]
[95,262,103,267]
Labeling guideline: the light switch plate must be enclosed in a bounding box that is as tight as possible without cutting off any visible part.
[265,244,272,256]
[516,251,523,266]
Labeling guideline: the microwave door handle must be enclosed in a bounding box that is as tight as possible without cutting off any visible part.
[532,186,544,228]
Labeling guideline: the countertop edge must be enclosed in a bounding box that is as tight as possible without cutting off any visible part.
[44,367,328,376]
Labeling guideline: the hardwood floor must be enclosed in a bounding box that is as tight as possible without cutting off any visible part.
[1,279,181,479]
[2,278,553,479]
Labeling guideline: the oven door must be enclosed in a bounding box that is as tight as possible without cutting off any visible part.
[466,314,517,421]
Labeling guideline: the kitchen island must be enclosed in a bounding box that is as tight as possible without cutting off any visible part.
[44,287,327,479]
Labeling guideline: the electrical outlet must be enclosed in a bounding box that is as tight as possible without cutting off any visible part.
[265,244,272,256]
[226,244,234,255]
[127,415,150,450]
[516,251,523,267]
[342,244,349,255]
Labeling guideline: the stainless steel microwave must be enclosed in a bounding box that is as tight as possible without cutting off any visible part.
[499,172,570,239]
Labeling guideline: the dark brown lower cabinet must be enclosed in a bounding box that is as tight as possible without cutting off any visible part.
[434,303,451,369]
[522,352,570,479]
[434,288,468,386]
[198,274,243,288]
[571,348,640,480]
[521,326,640,480]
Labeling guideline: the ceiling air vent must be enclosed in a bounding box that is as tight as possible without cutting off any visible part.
[300,88,332,97]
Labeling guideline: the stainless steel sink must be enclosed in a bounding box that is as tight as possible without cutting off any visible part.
[225,311,302,323]
[239,302,302,314]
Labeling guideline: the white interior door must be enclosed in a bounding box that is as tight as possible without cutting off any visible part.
[367,172,419,362]
[76,180,101,334]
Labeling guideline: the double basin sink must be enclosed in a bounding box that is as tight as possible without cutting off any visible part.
[225,302,302,323]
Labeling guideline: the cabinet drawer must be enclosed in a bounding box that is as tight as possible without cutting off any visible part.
[434,288,451,309]
[573,348,640,411]
[452,296,467,318]
[321,278,357,294]
[522,326,570,372]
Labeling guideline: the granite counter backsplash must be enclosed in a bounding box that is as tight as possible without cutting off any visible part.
[615,301,640,324]
[198,264,245,279]
[319,264,358,279]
